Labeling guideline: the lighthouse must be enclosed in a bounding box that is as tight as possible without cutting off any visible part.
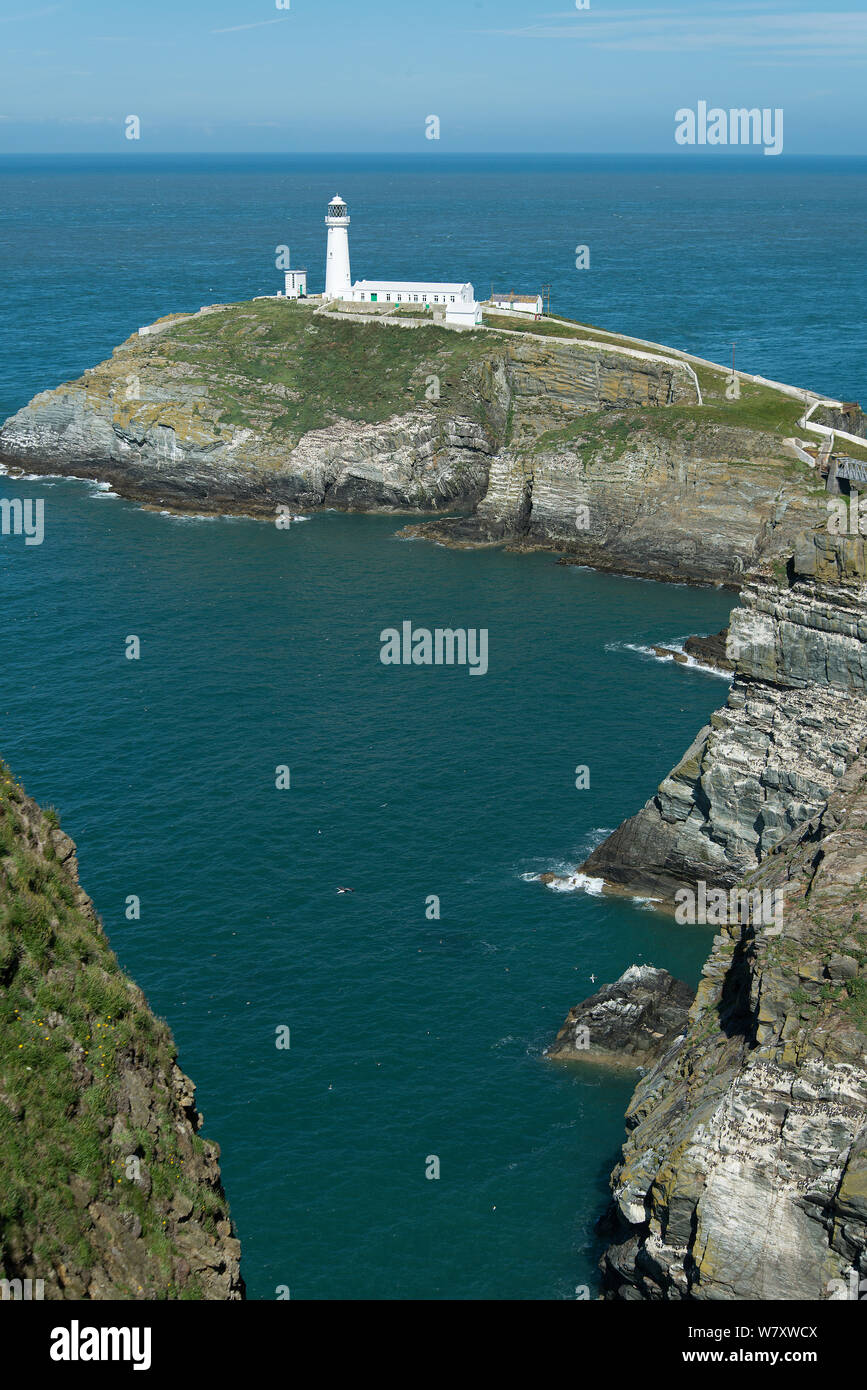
[324,195,352,299]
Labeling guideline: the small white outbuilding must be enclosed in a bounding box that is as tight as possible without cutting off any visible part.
[489,292,543,318]
[282,267,308,299]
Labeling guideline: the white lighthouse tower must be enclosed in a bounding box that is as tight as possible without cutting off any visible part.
[324,195,352,299]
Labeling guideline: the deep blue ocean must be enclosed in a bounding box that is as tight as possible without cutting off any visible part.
[1,155,864,1299]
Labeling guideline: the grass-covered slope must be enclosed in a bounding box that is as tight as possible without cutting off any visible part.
[0,761,243,1299]
[159,298,499,448]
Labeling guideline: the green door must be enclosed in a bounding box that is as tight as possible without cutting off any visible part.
[371,293,378,302]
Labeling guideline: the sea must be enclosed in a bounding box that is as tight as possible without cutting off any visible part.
[1,154,865,1300]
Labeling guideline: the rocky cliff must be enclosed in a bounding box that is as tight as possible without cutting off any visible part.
[590,533,867,1299]
[601,749,867,1300]
[412,413,825,585]
[0,299,834,584]
[584,534,867,898]
[0,760,244,1299]
[0,300,687,516]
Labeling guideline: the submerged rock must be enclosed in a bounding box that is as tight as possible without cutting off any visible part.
[547,966,694,1065]
[683,628,733,672]
[651,645,689,665]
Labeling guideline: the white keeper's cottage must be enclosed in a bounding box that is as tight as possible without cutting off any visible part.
[346,279,480,326]
[490,291,543,318]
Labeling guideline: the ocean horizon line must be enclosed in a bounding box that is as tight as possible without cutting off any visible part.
[3,150,867,166]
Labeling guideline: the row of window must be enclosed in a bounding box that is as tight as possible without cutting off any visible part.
[361,292,457,304]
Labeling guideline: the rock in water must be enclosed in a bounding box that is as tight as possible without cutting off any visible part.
[547,966,694,1065]
[650,645,689,665]
[683,628,733,672]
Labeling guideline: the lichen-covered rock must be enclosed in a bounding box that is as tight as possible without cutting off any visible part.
[600,752,867,1301]
[547,966,694,1065]
[583,535,867,897]
[0,761,244,1300]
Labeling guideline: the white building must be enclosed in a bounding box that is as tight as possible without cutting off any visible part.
[320,195,482,327]
[282,266,308,299]
[346,280,480,327]
[489,291,543,318]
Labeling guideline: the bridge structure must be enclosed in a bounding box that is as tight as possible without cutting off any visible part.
[819,449,867,491]
[833,456,867,484]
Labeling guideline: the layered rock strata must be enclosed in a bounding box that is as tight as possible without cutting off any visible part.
[547,966,694,1066]
[0,300,692,518]
[1,300,829,584]
[583,535,867,899]
[406,421,825,584]
[601,752,867,1300]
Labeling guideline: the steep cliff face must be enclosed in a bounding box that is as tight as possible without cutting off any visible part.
[584,534,867,897]
[0,299,691,517]
[602,750,867,1300]
[2,298,828,585]
[586,532,867,1299]
[0,761,243,1299]
[0,302,499,513]
[411,408,827,584]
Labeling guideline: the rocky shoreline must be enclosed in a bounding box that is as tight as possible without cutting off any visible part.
[580,533,867,1299]
[582,534,867,901]
[600,747,867,1300]
[547,966,694,1068]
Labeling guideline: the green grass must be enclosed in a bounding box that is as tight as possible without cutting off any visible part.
[483,311,658,354]
[483,309,867,466]
[163,298,501,449]
[844,975,867,1031]
[138,297,867,490]
[526,374,826,466]
[0,758,233,1298]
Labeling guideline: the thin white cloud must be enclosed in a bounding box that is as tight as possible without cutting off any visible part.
[211,17,291,35]
[90,35,177,46]
[482,9,867,58]
[0,4,61,21]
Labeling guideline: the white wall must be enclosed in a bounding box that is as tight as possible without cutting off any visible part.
[491,298,542,316]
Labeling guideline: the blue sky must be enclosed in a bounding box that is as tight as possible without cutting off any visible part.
[1,0,866,153]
